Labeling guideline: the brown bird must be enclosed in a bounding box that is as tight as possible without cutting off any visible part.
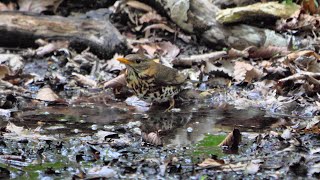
[117,54,187,111]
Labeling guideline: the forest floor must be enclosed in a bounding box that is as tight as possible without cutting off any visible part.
[1,0,320,179]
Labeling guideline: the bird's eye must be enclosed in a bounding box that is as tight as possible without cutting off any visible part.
[136,59,141,64]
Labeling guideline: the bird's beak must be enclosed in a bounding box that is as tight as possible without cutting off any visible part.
[117,57,131,64]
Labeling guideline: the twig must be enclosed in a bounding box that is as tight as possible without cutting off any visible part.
[173,51,227,66]
[278,71,320,82]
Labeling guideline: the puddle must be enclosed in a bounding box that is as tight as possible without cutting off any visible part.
[0,100,297,179]
[4,101,285,146]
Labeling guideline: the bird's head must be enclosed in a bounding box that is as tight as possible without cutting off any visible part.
[117,54,155,72]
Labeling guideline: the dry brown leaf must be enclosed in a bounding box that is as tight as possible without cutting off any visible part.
[228,48,249,58]
[157,41,180,59]
[218,128,241,150]
[18,0,63,14]
[205,60,234,78]
[301,0,318,14]
[286,50,320,64]
[141,44,158,57]
[137,41,180,59]
[284,50,320,73]
[234,61,263,83]
[0,65,10,80]
[36,87,59,102]
[276,9,320,31]
[72,72,97,88]
[142,132,162,146]
[103,74,126,89]
[198,158,225,167]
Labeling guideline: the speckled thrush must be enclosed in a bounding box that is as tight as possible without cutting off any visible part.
[117,54,187,111]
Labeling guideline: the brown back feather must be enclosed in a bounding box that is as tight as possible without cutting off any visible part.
[154,63,187,86]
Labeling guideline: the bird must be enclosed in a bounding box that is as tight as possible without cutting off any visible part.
[117,54,187,111]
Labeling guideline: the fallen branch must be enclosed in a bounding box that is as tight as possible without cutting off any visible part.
[0,11,126,59]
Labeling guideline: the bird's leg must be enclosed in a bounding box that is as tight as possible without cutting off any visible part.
[164,98,175,112]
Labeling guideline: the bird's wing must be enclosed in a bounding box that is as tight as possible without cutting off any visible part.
[153,64,187,86]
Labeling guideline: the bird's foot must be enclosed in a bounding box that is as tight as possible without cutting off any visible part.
[164,99,175,112]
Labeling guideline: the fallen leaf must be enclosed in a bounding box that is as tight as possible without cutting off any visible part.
[228,48,249,58]
[95,130,119,141]
[218,128,241,150]
[234,61,263,83]
[0,65,10,80]
[36,87,59,102]
[0,109,11,119]
[301,0,318,14]
[103,74,126,89]
[142,132,162,146]
[245,162,260,174]
[157,41,180,59]
[4,122,57,141]
[306,116,320,129]
[286,50,320,64]
[105,54,126,72]
[87,166,116,178]
[281,128,292,139]
[205,60,234,78]
[0,54,24,74]
[72,72,97,88]
[141,44,158,57]
[6,122,24,135]
[198,158,225,167]
[277,9,320,31]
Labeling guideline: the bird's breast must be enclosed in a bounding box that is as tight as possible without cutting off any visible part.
[125,70,180,103]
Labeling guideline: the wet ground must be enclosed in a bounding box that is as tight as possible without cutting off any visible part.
[0,95,306,179]
[4,99,282,146]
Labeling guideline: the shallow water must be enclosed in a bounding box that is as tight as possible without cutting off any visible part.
[3,100,282,146]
